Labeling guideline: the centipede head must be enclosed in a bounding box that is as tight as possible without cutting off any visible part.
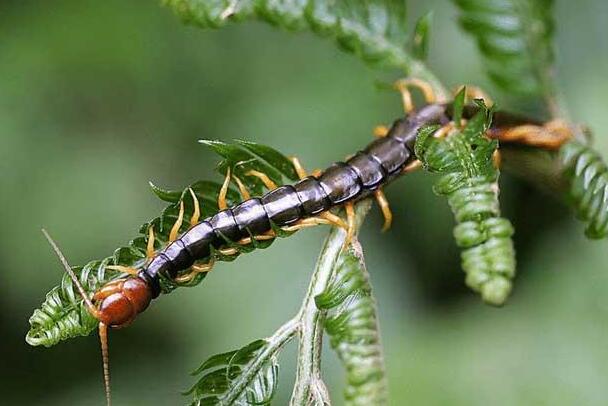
[42,229,152,406]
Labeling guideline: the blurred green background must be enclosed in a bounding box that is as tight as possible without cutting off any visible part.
[2,0,608,404]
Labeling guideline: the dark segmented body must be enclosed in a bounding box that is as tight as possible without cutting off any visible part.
[139,103,520,296]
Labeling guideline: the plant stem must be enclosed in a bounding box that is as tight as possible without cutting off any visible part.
[223,317,299,404]
[290,201,372,405]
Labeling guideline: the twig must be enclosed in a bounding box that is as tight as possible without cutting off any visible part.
[290,200,372,405]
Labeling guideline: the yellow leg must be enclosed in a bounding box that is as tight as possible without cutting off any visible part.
[403,160,422,173]
[246,170,278,190]
[492,150,502,168]
[281,217,334,232]
[434,122,456,139]
[344,203,355,247]
[233,175,251,200]
[169,200,184,243]
[311,169,323,178]
[146,226,155,259]
[290,156,308,180]
[492,120,572,150]
[394,78,437,113]
[188,188,200,226]
[235,233,276,246]
[218,168,231,210]
[374,125,389,138]
[218,247,240,256]
[174,260,215,283]
[105,265,139,276]
[319,211,348,230]
[374,189,393,232]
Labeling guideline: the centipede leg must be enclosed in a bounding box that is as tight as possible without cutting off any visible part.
[174,260,215,283]
[290,157,308,180]
[188,188,200,226]
[344,203,356,247]
[493,121,572,150]
[218,168,231,210]
[319,211,348,230]
[373,125,389,138]
[169,200,184,243]
[232,174,251,200]
[280,217,333,232]
[146,226,155,259]
[394,78,437,113]
[246,170,278,190]
[492,150,502,168]
[235,233,276,247]
[105,265,139,276]
[374,189,393,232]
[403,160,422,173]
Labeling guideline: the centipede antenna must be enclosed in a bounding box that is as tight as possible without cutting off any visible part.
[99,322,112,406]
[42,228,98,317]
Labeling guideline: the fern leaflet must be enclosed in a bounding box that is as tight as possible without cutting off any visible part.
[453,0,556,100]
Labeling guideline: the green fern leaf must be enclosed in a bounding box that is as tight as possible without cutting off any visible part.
[186,339,280,406]
[453,0,555,99]
[561,140,608,239]
[415,103,517,306]
[26,140,298,347]
[164,0,426,74]
[315,245,388,405]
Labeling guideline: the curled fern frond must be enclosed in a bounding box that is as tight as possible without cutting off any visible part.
[315,245,388,405]
[27,140,298,347]
[415,103,516,306]
[453,0,555,99]
[561,140,608,239]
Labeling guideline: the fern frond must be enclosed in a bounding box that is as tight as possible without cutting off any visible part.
[453,0,556,100]
[165,0,410,68]
[315,244,388,405]
[415,103,516,305]
[185,338,283,406]
[26,140,298,347]
[162,0,449,97]
[561,140,608,239]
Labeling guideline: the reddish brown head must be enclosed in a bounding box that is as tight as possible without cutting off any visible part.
[43,229,156,406]
[93,277,152,328]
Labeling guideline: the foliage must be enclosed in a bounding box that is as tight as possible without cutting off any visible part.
[415,102,516,305]
[162,0,447,96]
[453,0,556,101]
[25,0,603,404]
[26,140,299,347]
[561,140,608,239]
[316,244,388,405]
[186,339,282,406]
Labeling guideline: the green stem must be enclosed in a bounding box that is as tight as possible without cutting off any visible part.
[223,318,299,404]
[290,201,372,405]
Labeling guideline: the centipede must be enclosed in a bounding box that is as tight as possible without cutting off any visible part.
[32,82,575,405]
